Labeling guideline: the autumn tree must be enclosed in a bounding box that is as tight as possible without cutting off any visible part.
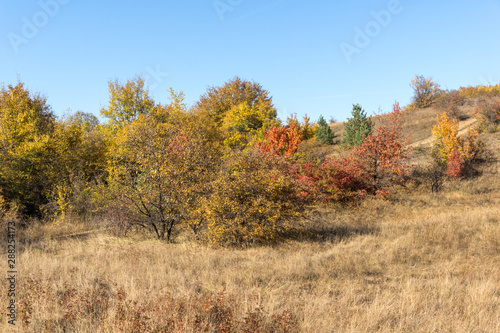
[352,102,412,195]
[292,103,411,201]
[0,82,55,216]
[106,90,220,241]
[343,104,372,147]
[193,77,279,150]
[100,76,155,131]
[409,75,442,109]
[315,115,334,145]
[431,112,483,179]
[47,111,108,217]
[221,101,278,149]
[195,76,276,125]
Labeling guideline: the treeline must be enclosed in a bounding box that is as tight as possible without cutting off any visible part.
[0,76,496,246]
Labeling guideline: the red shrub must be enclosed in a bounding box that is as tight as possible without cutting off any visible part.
[445,150,465,180]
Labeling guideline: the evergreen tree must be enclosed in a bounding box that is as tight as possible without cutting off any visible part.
[343,104,373,147]
[315,115,334,145]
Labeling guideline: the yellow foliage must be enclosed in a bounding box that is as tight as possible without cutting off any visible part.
[409,75,441,108]
[201,150,305,247]
[286,113,317,140]
[432,112,483,165]
[100,76,155,131]
[459,84,500,99]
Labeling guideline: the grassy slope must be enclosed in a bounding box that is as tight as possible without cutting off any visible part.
[1,103,499,332]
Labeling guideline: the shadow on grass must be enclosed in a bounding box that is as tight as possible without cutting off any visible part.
[280,222,379,244]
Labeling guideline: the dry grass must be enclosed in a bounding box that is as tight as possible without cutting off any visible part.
[1,102,499,332]
[1,173,499,332]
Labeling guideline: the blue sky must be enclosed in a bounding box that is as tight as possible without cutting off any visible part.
[1,0,499,122]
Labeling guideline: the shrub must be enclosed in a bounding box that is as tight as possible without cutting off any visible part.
[435,89,467,120]
[431,112,484,179]
[412,163,445,193]
[351,102,412,196]
[458,84,500,99]
[445,151,465,180]
[475,98,500,132]
[294,102,412,201]
[201,150,307,247]
[256,124,302,156]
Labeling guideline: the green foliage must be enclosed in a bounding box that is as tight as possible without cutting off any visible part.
[343,104,373,147]
[315,115,334,145]
[100,77,155,131]
[409,75,442,109]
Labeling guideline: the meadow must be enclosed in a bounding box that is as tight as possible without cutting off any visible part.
[1,79,500,332]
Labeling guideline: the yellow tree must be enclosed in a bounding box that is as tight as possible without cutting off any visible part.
[193,77,279,149]
[286,113,317,140]
[0,82,55,216]
[48,111,108,217]
[106,90,221,241]
[221,101,279,149]
[100,76,155,131]
[431,112,483,179]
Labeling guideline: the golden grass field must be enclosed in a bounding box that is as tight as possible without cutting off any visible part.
[1,104,499,332]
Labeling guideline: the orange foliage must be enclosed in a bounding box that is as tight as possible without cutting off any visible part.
[256,125,302,156]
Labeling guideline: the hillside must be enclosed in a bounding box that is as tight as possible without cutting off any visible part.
[1,92,500,332]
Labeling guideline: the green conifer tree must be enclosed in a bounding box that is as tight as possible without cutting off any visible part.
[343,104,373,146]
[315,115,334,145]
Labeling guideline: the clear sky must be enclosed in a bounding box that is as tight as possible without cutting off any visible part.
[1,0,499,122]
